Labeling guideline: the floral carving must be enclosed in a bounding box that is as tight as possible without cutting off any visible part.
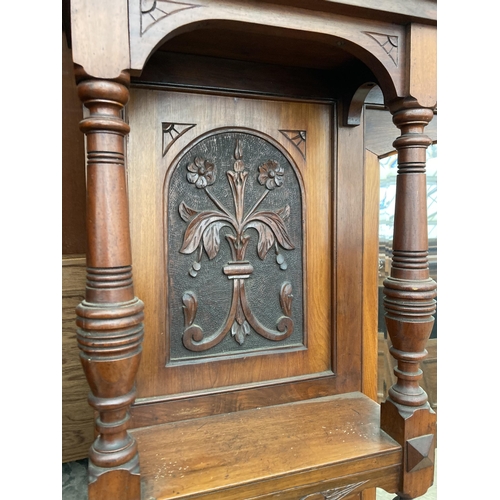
[187,156,216,188]
[258,160,284,189]
[178,138,296,351]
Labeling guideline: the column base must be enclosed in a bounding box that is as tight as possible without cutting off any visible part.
[381,399,436,499]
[88,454,141,500]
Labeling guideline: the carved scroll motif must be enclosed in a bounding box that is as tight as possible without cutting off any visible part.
[363,31,399,66]
[178,138,295,351]
[280,130,306,159]
[301,480,369,500]
[169,133,302,358]
[140,0,201,35]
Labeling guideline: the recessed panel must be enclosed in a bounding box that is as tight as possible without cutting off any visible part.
[165,130,304,361]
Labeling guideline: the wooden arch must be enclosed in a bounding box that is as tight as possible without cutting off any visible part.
[128,7,404,103]
[70,0,426,105]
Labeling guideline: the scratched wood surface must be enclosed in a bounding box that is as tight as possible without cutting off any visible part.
[132,392,401,499]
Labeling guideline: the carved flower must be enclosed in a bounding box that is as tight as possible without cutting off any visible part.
[187,157,216,189]
[258,160,284,190]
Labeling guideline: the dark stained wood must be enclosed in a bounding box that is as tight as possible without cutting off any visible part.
[70,0,130,79]
[133,50,340,101]
[380,97,437,498]
[131,376,341,429]
[88,469,141,500]
[62,31,86,255]
[66,2,438,499]
[131,392,401,500]
[127,89,337,399]
[335,100,365,390]
[407,24,437,108]
[377,334,437,413]
[128,0,409,103]
[74,67,144,499]
[382,99,437,408]
[159,25,356,70]
[421,339,437,412]
[365,106,437,157]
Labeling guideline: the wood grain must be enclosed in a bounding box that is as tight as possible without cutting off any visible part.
[127,89,335,399]
[365,106,437,158]
[377,334,437,412]
[362,150,380,401]
[62,256,94,462]
[132,392,401,499]
[64,4,439,499]
[133,50,339,101]
[71,0,130,79]
[62,31,86,255]
[335,101,365,392]
[128,0,406,101]
[408,23,437,108]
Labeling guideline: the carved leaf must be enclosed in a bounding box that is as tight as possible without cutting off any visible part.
[247,211,295,250]
[203,222,225,260]
[276,205,290,221]
[179,201,199,222]
[180,211,231,255]
[182,291,197,327]
[246,221,275,260]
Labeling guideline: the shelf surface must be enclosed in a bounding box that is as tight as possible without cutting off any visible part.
[131,391,402,499]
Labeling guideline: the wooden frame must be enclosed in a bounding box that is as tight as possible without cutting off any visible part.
[66,1,437,498]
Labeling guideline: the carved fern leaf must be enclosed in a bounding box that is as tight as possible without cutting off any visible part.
[246,221,275,260]
[179,201,199,222]
[202,222,225,260]
[180,211,231,255]
[276,205,290,220]
[247,211,295,251]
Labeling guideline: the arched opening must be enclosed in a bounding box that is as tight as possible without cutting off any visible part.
[132,19,397,104]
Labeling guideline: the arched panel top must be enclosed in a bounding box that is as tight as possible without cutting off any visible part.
[163,128,306,360]
[128,0,407,102]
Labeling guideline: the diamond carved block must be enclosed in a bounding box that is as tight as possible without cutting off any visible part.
[406,434,435,473]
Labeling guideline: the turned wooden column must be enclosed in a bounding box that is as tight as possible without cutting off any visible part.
[74,66,144,500]
[380,97,437,499]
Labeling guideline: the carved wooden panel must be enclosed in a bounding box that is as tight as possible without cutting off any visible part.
[127,89,344,400]
[166,130,304,361]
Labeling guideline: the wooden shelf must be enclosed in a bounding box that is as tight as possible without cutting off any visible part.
[131,392,402,499]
